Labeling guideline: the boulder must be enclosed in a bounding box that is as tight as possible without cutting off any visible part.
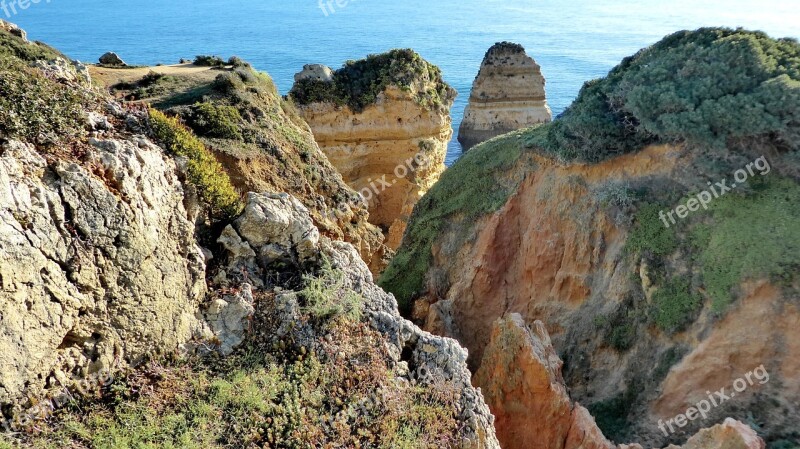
[294,63,334,83]
[99,51,126,66]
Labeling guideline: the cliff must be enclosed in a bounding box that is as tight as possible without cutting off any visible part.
[475,315,766,449]
[458,42,552,150]
[290,50,457,249]
[91,60,388,273]
[383,28,800,448]
[0,25,498,448]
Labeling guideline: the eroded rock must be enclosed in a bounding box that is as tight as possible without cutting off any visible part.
[459,42,552,150]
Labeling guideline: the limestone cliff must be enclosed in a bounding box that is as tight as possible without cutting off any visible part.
[290,50,456,249]
[475,315,766,449]
[383,28,800,447]
[458,42,552,150]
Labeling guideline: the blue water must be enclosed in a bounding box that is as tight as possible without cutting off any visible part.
[9,0,799,165]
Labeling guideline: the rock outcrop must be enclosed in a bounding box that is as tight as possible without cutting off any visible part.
[0,20,26,41]
[98,51,126,66]
[0,135,209,406]
[458,42,552,150]
[93,62,389,273]
[290,50,456,249]
[475,315,765,449]
[210,192,501,448]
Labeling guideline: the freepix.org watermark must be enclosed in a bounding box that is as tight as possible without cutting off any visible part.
[318,0,359,16]
[1,0,50,18]
[657,365,769,436]
[659,156,771,228]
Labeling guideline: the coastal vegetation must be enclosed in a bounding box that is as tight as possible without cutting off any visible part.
[289,49,454,112]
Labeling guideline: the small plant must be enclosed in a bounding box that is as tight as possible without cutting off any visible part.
[148,108,242,221]
[301,258,363,323]
[0,58,89,146]
[227,56,250,68]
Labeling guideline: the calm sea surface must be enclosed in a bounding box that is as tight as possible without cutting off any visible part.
[10,0,799,165]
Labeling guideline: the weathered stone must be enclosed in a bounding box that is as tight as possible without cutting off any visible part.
[0,136,208,406]
[99,51,126,66]
[296,83,455,249]
[0,20,26,41]
[459,42,552,150]
[294,63,334,83]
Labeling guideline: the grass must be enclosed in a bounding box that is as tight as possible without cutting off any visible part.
[625,203,679,257]
[289,49,455,113]
[148,108,243,221]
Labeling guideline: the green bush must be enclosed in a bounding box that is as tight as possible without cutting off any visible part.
[691,177,800,311]
[148,108,242,220]
[652,276,702,333]
[189,102,243,140]
[625,203,679,256]
[0,58,88,145]
[525,28,800,162]
[0,28,64,62]
[194,55,226,67]
[290,49,454,112]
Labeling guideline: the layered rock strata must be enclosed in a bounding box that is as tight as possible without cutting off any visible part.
[292,56,456,249]
[458,42,552,150]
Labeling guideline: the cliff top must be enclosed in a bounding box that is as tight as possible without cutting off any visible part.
[381,27,800,309]
[484,41,526,58]
[289,49,456,113]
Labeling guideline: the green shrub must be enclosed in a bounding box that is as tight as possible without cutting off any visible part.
[525,28,800,162]
[691,177,800,311]
[290,49,454,112]
[194,55,226,67]
[188,102,243,140]
[609,323,636,351]
[148,108,242,220]
[0,58,88,145]
[227,56,250,68]
[0,28,64,62]
[625,203,678,256]
[651,276,702,333]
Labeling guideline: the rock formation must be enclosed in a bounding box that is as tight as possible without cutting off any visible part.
[290,50,457,249]
[0,24,499,447]
[475,314,766,449]
[98,51,126,66]
[458,42,552,150]
[383,29,800,447]
[0,135,210,405]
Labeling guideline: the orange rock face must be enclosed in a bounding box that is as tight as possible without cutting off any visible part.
[475,315,766,449]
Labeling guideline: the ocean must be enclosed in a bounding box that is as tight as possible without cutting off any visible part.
[9,0,799,165]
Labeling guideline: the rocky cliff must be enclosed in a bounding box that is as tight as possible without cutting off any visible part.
[383,28,800,448]
[290,50,457,249]
[92,60,388,273]
[0,25,498,448]
[458,42,552,150]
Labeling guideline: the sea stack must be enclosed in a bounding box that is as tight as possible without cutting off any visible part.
[458,42,552,150]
